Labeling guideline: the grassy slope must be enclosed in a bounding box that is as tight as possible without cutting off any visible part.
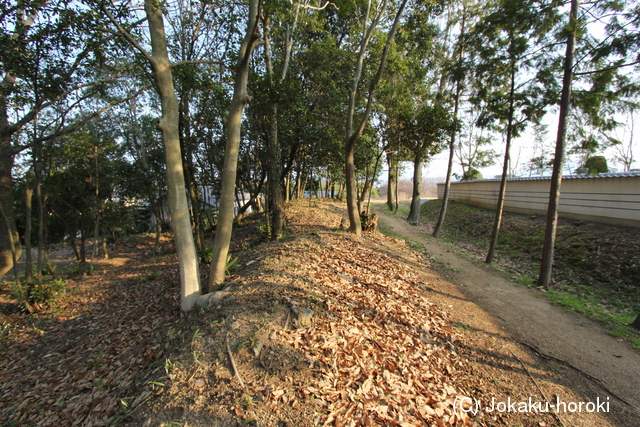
[418,199,640,349]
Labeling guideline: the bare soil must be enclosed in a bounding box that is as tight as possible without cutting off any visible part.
[373,204,640,426]
[0,200,638,427]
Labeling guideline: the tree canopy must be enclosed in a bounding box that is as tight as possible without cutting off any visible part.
[1,0,639,305]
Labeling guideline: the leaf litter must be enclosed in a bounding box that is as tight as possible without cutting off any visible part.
[1,200,602,426]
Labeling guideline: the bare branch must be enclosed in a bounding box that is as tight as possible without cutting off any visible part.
[288,0,339,10]
[99,1,153,63]
[574,59,640,76]
[41,86,151,143]
[171,60,226,68]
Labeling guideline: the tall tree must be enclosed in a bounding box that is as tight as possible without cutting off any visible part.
[208,0,261,289]
[434,0,472,237]
[100,0,201,310]
[0,1,130,279]
[469,0,558,265]
[345,0,408,236]
[394,104,453,224]
[537,0,582,287]
[537,0,640,286]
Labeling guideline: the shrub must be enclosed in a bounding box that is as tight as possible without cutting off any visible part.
[11,278,66,312]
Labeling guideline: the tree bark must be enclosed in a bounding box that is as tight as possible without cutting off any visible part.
[0,201,19,283]
[0,8,37,280]
[486,59,516,265]
[386,151,397,211]
[538,0,579,288]
[346,0,407,236]
[407,155,423,225]
[145,0,201,310]
[36,168,45,283]
[208,0,260,290]
[179,92,205,253]
[433,69,463,238]
[0,132,20,279]
[25,182,33,283]
[263,18,285,239]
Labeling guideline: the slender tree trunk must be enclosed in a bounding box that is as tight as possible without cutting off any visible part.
[263,18,284,239]
[538,0,579,288]
[101,233,108,260]
[80,222,87,264]
[433,79,462,238]
[486,60,516,265]
[284,172,291,202]
[0,8,42,280]
[0,133,20,280]
[209,0,260,290]
[295,165,304,199]
[0,202,19,283]
[386,151,397,211]
[151,198,162,256]
[358,163,371,213]
[394,161,399,212]
[346,0,383,237]
[366,150,383,214]
[179,92,205,253]
[407,154,423,225]
[35,148,45,283]
[346,0,407,236]
[145,0,201,310]
[25,183,33,283]
[337,182,345,200]
[92,145,100,261]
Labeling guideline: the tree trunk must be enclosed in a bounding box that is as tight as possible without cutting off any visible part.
[25,183,33,283]
[208,0,260,290]
[407,155,423,225]
[394,161,399,212]
[0,132,20,280]
[358,162,371,213]
[486,58,516,265]
[538,0,579,288]
[433,75,462,238]
[346,0,408,236]
[151,197,162,256]
[386,151,397,211]
[284,171,291,203]
[0,201,19,283]
[80,221,87,264]
[92,145,100,261]
[38,189,47,280]
[263,18,285,239]
[0,7,44,280]
[179,91,205,253]
[145,0,201,310]
[366,150,383,214]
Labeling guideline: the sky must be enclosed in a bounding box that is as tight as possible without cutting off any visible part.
[381,109,639,184]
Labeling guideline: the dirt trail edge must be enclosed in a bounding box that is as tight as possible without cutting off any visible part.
[374,206,640,419]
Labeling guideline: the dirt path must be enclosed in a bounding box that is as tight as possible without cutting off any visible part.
[374,205,640,425]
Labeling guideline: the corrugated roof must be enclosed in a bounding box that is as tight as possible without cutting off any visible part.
[443,171,640,184]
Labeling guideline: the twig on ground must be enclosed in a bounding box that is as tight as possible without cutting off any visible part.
[226,331,245,388]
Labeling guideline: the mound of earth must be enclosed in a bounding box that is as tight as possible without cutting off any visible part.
[0,200,628,426]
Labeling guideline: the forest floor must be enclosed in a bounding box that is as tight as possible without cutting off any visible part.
[0,199,638,427]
